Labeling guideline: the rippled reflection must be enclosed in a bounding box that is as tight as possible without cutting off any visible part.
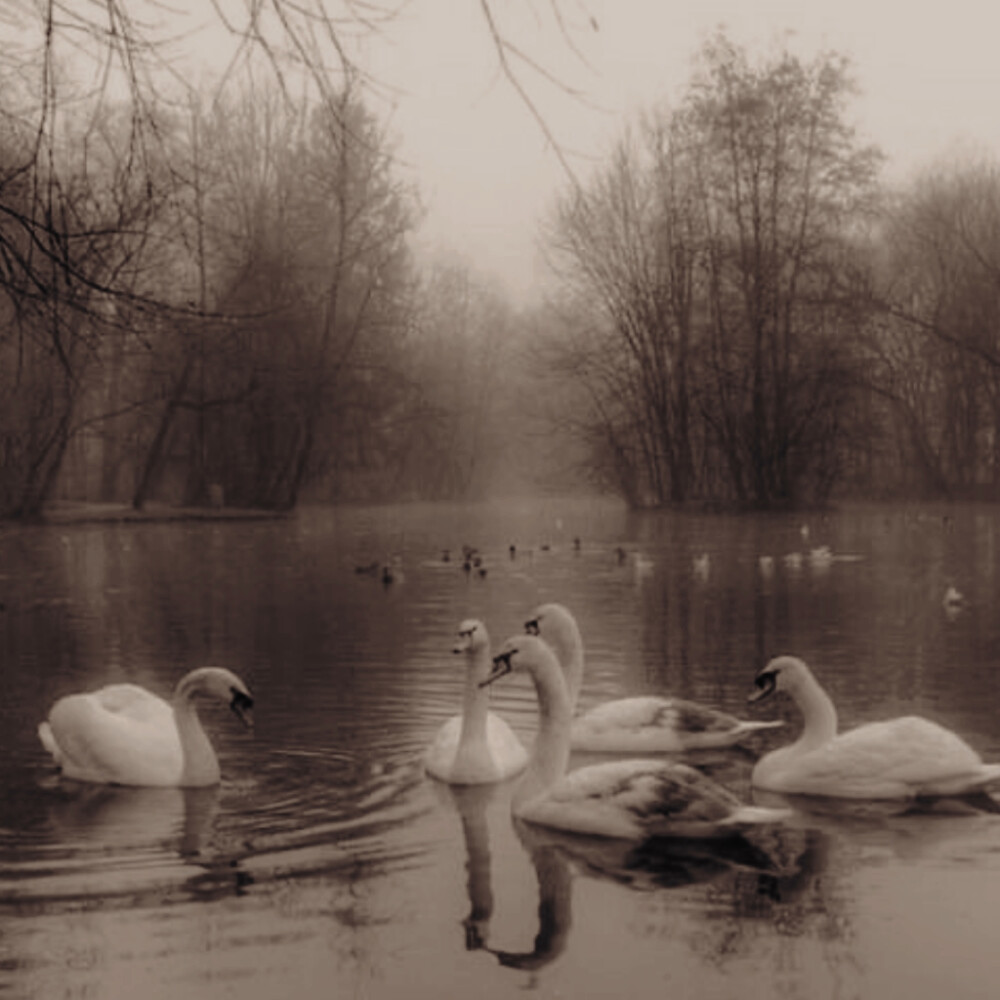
[2,499,1000,999]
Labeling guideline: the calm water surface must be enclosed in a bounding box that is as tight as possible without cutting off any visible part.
[2,498,1000,999]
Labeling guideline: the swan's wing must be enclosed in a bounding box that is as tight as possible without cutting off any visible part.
[783,717,993,796]
[572,696,776,752]
[93,684,174,725]
[484,713,529,769]
[576,697,675,730]
[531,760,747,838]
[426,713,528,784]
[581,696,771,736]
[424,715,463,778]
[46,693,183,785]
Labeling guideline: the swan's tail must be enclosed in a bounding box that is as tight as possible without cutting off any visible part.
[974,764,1000,788]
[37,721,63,766]
[735,720,785,734]
[720,804,792,827]
[919,764,1000,797]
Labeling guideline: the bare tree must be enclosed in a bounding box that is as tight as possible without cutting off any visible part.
[680,34,880,506]
[871,159,1000,496]
[547,116,700,504]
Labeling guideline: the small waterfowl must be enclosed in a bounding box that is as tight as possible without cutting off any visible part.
[425,620,529,785]
[483,635,789,840]
[38,667,254,787]
[808,546,834,569]
[748,655,1000,799]
[526,603,782,753]
[943,585,965,611]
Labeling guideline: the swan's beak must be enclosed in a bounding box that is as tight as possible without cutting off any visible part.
[524,619,539,635]
[748,670,777,703]
[230,689,255,729]
[481,650,515,688]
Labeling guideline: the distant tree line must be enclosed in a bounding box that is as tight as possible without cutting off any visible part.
[541,33,1000,507]
[3,7,1000,517]
[0,3,533,517]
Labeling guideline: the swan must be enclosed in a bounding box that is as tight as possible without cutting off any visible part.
[424,620,529,785]
[748,655,1000,799]
[525,603,783,752]
[38,667,254,787]
[482,634,789,839]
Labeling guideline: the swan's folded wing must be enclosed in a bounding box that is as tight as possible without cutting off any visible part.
[783,717,991,796]
[576,697,673,732]
[578,697,736,733]
[48,694,183,785]
[93,684,174,724]
[538,760,744,838]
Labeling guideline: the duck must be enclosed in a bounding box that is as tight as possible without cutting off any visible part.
[482,634,789,839]
[38,667,254,787]
[943,585,965,611]
[808,545,834,568]
[748,655,1000,799]
[525,603,783,753]
[425,620,529,785]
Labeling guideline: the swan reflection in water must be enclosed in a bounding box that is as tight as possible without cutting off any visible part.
[752,786,1000,863]
[440,779,824,979]
[490,823,826,974]
[47,780,221,855]
[37,779,257,905]
[432,780,568,964]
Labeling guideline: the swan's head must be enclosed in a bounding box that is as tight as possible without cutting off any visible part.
[524,603,579,652]
[480,634,556,688]
[177,667,254,729]
[749,656,812,704]
[453,619,489,655]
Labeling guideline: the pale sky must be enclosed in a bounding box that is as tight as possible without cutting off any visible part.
[355,0,1000,303]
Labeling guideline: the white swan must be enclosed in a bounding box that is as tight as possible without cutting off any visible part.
[38,667,254,787]
[526,603,783,752]
[424,620,529,785]
[482,634,789,839]
[748,655,1000,799]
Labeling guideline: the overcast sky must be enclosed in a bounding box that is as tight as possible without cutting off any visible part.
[353,0,1000,303]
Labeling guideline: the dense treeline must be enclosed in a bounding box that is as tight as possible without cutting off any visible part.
[0,5,537,516]
[542,34,1000,507]
[2,8,999,516]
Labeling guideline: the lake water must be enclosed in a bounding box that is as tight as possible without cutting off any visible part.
[2,497,1000,999]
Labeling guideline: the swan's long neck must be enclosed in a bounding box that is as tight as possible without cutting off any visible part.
[549,628,584,711]
[514,653,573,810]
[789,671,839,751]
[457,648,491,753]
[172,681,221,786]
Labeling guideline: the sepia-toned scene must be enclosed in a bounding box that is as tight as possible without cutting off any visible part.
[2,4,999,998]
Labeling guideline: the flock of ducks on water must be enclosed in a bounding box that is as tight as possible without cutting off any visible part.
[37,578,1000,844]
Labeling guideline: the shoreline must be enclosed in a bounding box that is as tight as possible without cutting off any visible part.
[22,501,291,528]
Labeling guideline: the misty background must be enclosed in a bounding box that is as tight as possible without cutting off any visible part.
[2,1,999,516]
